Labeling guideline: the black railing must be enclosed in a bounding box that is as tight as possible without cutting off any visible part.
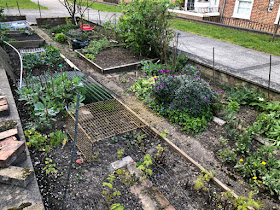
[221,17,277,33]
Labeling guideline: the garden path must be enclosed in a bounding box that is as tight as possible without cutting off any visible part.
[5,0,280,94]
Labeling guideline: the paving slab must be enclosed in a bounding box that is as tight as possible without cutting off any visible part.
[0,136,25,168]
[0,166,34,187]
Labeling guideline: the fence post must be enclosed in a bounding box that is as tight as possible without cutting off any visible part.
[213,47,215,83]
[268,55,272,99]
[16,1,21,16]
[37,0,42,18]
[6,2,8,10]
[271,18,280,42]
[98,10,101,25]
[61,94,80,210]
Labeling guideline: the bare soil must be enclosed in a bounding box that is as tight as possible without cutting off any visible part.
[18,26,280,209]
[94,47,144,69]
[6,33,43,41]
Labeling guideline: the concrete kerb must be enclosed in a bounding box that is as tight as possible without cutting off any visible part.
[0,50,44,209]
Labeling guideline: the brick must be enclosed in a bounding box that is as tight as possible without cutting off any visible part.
[0,166,34,187]
[0,136,25,167]
[110,156,134,171]
[213,116,226,126]
[0,127,18,140]
[150,186,170,208]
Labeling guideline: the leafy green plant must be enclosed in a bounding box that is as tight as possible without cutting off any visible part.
[91,151,101,162]
[121,78,127,83]
[232,191,263,210]
[116,0,176,60]
[102,174,121,202]
[17,72,85,130]
[225,100,240,113]
[226,85,264,106]
[160,129,169,138]
[137,154,153,178]
[193,170,215,191]
[43,158,58,175]
[141,60,165,76]
[155,144,165,164]
[24,128,49,151]
[49,130,67,147]
[235,145,280,196]
[54,33,67,43]
[110,203,124,210]
[85,53,95,61]
[83,38,111,55]
[218,147,236,163]
[250,102,280,147]
[117,148,125,159]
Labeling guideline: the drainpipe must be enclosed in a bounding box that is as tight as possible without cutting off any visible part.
[220,0,226,23]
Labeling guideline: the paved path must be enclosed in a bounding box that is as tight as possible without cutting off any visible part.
[4,0,121,24]
[4,0,280,92]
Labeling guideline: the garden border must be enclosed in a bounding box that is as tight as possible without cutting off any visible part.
[63,53,240,199]
[75,49,154,74]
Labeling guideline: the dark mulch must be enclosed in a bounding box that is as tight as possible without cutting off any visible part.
[94,47,144,69]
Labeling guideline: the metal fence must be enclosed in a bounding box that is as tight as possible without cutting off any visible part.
[220,17,278,34]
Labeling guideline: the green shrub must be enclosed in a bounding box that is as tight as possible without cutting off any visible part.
[116,0,176,60]
[141,60,165,76]
[151,75,217,117]
[82,38,111,55]
[54,33,67,43]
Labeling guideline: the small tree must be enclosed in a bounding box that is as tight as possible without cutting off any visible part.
[116,0,177,61]
[59,0,77,24]
[59,0,94,25]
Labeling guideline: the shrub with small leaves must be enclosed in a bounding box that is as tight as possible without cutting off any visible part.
[54,33,67,43]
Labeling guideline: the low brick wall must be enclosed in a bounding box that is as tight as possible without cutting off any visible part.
[36,17,69,27]
[1,16,26,22]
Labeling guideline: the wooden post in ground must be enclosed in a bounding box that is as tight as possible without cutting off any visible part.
[271,17,280,42]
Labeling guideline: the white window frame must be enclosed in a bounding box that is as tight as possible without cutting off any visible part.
[275,5,280,24]
[232,0,254,20]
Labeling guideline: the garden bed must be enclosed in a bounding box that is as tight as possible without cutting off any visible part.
[76,47,149,74]
[5,32,45,48]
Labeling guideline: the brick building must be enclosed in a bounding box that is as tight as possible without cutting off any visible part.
[219,0,280,25]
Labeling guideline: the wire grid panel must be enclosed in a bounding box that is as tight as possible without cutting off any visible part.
[65,113,93,158]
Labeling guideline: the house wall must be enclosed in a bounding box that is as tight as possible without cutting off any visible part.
[219,0,280,25]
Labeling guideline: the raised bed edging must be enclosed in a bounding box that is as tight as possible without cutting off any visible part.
[75,49,153,74]
[62,51,239,198]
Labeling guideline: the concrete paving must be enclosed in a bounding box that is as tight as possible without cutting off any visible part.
[3,0,280,93]
[4,0,121,24]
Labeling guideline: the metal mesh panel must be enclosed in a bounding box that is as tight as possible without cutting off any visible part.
[66,98,150,158]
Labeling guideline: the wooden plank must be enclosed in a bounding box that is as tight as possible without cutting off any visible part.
[115,97,239,198]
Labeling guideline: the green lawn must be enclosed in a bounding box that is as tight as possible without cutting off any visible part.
[69,1,122,13]
[89,2,122,13]
[170,18,280,56]
[0,0,48,10]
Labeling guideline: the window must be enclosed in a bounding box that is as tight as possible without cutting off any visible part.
[232,0,254,20]
[268,0,274,12]
[275,5,280,24]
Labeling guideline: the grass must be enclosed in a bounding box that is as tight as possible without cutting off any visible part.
[89,2,122,13]
[169,18,280,56]
[0,0,48,10]
[69,0,122,13]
